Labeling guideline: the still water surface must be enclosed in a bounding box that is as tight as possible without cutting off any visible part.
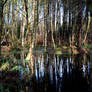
[0,51,92,92]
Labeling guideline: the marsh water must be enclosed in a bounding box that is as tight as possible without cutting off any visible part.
[0,50,92,92]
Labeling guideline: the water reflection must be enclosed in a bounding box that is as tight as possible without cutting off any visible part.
[0,52,92,92]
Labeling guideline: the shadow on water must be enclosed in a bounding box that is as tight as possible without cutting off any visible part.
[0,51,92,92]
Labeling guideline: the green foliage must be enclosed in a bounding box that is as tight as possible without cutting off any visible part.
[82,45,92,51]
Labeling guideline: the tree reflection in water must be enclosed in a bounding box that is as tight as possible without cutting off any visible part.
[0,53,92,92]
[31,53,90,92]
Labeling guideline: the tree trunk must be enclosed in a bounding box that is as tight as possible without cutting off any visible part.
[24,0,33,71]
[52,0,56,48]
[56,0,61,46]
[0,3,3,56]
[83,16,91,45]
[33,0,39,47]
[69,1,72,47]
[21,15,25,47]
[0,0,8,56]
[44,0,48,47]
[77,0,82,48]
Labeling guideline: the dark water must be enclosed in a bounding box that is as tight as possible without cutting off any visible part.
[0,52,92,92]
